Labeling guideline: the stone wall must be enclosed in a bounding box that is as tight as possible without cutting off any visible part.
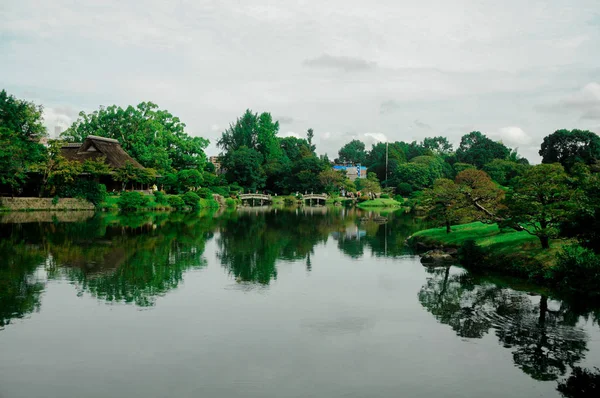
[0,197,95,211]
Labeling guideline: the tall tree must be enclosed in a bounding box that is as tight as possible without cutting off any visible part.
[539,129,600,171]
[502,164,572,249]
[456,131,510,168]
[421,178,462,233]
[0,90,47,193]
[306,128,316,152]
[337,139,367,165]
[422,136,453,155]
[62,102,208,172]
[224,146,266,191]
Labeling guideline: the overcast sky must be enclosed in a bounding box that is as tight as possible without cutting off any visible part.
[2,0,600,162]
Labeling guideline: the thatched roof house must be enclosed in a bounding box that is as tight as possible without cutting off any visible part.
[60,135,144,169]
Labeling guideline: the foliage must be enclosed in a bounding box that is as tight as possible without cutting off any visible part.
[502,164,572,249]
[56,180,107,205]
[197,187,213,199]
[153,191,168,205]
[396,182,413,196]
[540,129,600,171]
[456,131,510,168]
[560,173,600,253]
[453,162,476,175]
[365,142,406,183]
[422,136,453,155]
[550,245,600,295]
[483,159,528,186]
[114,162,157,190]
[0,90,47,192]
[181,191,201,210]
[177,169,203,191]
[454,169,505,222]
[356,172,381,196]
[225,198,236,208]
[167,194,185,209]
[62,102,208,172]
[421,178,463,233]
[117,191,150,211]
[318,168,346,194]
[337,139,367,165]
[223,146,266,190]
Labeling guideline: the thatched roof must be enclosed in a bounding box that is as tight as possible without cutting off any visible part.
[60,136,144,169]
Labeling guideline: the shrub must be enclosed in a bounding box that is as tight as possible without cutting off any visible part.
[56,180,107,205]
[167,195,185,210]
[153,190,168,205]
[209,186,230,197]
[225,198,236,208]
[182,191,201,210]
[394,195,404,203]
[52,196,60,206]
[397,183,413,196]
[380,194,390,199]
[197,188,213,199]
[549,245,600,295]
[117,191,149,211]
[284,196,296,205]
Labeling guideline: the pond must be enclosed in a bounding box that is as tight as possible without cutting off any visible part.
[1,208,599,398]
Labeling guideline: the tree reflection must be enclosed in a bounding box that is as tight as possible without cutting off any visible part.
[419,268,589,381]
[557,366,600,397]
[0,228,45,329]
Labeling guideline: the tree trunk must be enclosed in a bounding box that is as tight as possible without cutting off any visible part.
[446,220,452,234]
[539,235,550,249]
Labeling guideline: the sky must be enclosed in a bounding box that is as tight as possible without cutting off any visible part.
[2,0,600,163]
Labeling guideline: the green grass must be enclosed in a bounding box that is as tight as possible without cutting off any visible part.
[412,221,572,269]
[357,198,403,208]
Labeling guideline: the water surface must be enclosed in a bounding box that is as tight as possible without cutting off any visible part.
[1,208,599,398]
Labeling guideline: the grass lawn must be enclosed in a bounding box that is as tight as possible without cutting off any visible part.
[357,198,403,208]
[412,221,572,268]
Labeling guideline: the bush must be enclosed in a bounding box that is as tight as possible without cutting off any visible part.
[211,186,230,197]
[380,194,390,199]
[117,191,149,211]
[225,198,236,208]
[397,183,413,196]
[167,195,185,210]
[549,245,600,295]
[56,180,107,205]
[153,190,168,205]
[394,195,404,203]
[182,191,201,210]
[197,188,213,199]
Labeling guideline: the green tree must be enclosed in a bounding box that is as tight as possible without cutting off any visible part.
[483,159,528,186]
[560,172,600,253]
[177,169,203,192]
[0,90,47,193]
[62,102,208,172]
[502,164,572,249]
[454,169,505,222]
[539,129,600,171]
[365,142,406,183]
[422,136,453,155]
[318,168,346,194]
[224,146,266,191]
[421,178,462,233]
[306,128,316,152]
[456,131,510,168]
[337,139,367,165]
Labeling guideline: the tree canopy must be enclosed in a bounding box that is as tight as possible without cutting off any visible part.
[456,131,510,168]
[539,129,600,171]
[62,102,208,173]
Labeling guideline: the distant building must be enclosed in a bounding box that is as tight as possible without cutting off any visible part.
[209,156,223,174]
[54,125,64,137]
[333,164,367,181]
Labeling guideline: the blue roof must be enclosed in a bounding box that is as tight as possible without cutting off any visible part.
[333,165,367,171]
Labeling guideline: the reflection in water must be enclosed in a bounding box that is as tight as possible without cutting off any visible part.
[1,208,599,396]
[419,266,595,385]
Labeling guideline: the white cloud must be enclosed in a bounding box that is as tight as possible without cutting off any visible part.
[490,126,533,147]
[363,132,388,143]
[537,82,600,120]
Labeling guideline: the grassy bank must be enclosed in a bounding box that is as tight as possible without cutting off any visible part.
[99,193,221,212]
[410,222,572,280]
[357,198,403,208]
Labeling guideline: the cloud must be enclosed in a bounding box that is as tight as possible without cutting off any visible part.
[380,100,401,114]
[279,131,301,139]
[303,54,376,72]
[277,116,294,124]
[414,119,432,129]
[363,132,388,143]
[489,126,533,147]
[536,82,600,120]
